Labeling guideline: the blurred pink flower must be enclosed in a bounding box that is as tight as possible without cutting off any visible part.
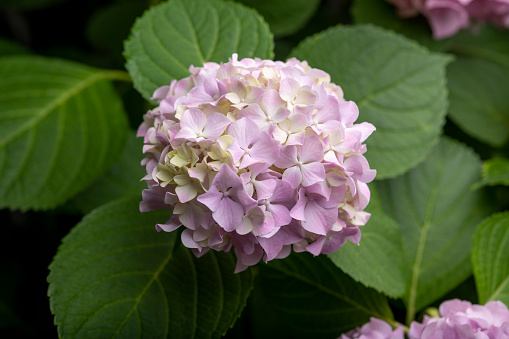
[387,0,509,39]
[409,299,509,338]
[340,317,404,339]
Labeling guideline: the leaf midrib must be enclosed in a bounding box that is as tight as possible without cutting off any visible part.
[405,172,441,325]
[110,249,174,338]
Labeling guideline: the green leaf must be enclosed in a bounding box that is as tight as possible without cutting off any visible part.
[257,253,394,338]
[124,0,274,100]
[448,26,509,67]
[376,137,490,323]
[0,56,129,210]
[48,198,254,339]
[328,185,407,298]
[472,212,509,305]
[447,58,509,147]
[234,0,320,37]
[72,131,146,214]
[290,25,451,179]
[476,157,509,188]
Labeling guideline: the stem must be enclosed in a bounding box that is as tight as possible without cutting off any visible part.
[102,70,132,83]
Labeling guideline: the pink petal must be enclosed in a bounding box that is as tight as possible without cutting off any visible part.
[181,229,200,250]
[279,78,300,102]
[275,145,298,169]
[210,163,240,192]
[267,204,291,227]
[425,0,469,39]
[289,188,308,221]
[173,128,198,141]
[344,154,376,183]
[315,95,340,123]
[229,78,247,99]
[258,235,284,261]
[180,108,207,132]
[295,89,316,106]
[213,197,244,232]
[272,107,291,124]
[228,138,245,165]
[300,162,326,187]
[254,210,275,236]
[249,132,281,165]
[339,101,359,126]
[298,135,324,164]
[301,201,338,235]
[203,112,231,139]
[197,186,223,211]
[227,117,260,149]
[155,214,181,232]
[253,179,277,200]
[237,104,267,127]
[350,122,376,143]
[179,206,210,230]
[260,89,287,117]
[268,180,295,207]
[282,166,302,189]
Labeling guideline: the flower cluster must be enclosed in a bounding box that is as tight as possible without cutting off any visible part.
[138,54,375,272]
[340,317,404,339]
[409,299,509,339]
[386,0,509,39]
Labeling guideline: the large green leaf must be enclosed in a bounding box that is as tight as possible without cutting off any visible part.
[448,26,509,67]
[235,0,320,37]
[377,138,489,324]
[256,253,394,338]
[72,131,146,214]
[290,25,451,178]
[445,27,509,147]
[447,58,509,147]
[0,56,129,211]
[472,212,509,305]
[124,0,274,100]
[48,198,254,339]
[328,185,407,298]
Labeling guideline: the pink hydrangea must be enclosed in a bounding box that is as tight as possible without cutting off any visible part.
[409,299,509,339]
[340,317,404,339]
[138,53,376,272]
[386,0,509,39]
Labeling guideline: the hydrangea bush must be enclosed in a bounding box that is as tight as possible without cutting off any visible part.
[1,0,509,337]
[138,54,375,271]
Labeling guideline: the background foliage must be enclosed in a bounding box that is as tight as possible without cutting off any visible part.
[1,0,508,338]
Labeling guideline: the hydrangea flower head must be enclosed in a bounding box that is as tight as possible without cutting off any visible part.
[340,317,404,339]
[386,0,509,39]
[138,54,376,272]
[409,299,509,338]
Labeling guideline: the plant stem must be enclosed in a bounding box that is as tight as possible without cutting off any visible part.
[102,70,132,83]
